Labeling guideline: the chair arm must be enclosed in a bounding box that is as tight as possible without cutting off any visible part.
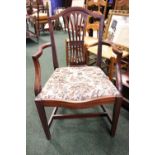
[32,42,51,96]
[112,45,123,93]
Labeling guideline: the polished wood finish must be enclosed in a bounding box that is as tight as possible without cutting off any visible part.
[32,7,123,140]
[111,97,122,136]
[35,102,51,139]
[27,0,49,40]
[86,0,108,17]
[65,0,109,65]
[114,0,129,10]
[113,47,129,110]
[63,8,104,66]
[32,42,52,95]
[120,60,129,110]
[35,96,116,109]
[100,105,112,123]
[64,12,88,65]
[53,113,107,119]
[112,45,123,92]
[85,0,108,36]
[88,10,129,80]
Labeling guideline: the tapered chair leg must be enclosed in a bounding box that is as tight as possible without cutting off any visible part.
[35,102,51,140]
[109,57,115,80]
[65,40,69,66]
[111,97,122,137]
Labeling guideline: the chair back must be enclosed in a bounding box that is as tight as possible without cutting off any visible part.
[48,7,104,68]
[86,0,108,15]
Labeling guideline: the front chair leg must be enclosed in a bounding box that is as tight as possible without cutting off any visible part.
[111,97,122,137]
[35,102,51,140]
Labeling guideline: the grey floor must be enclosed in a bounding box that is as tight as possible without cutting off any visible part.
[26,31,129,155]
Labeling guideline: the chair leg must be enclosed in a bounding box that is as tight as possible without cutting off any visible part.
[65,40,69,66]
[108,57,115,81]
[41,24,45,32]
[35,102,51,140]
[35,19,40,37]
[111,97,122,137]
[84,45,89,65]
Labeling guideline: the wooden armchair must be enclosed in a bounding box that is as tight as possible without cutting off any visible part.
[65,1,108,65]
[85,0,108,36]
[86,0,108,17]
[28,0,49,39]
[87,9,129,80]
[32,7,123,140]
[26,0,38,40]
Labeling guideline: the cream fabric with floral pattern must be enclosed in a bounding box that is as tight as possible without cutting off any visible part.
[36,66,120,101]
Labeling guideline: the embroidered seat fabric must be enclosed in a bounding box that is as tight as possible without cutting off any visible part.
[36,66,120,102]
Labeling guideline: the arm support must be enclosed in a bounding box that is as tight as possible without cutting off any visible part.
[32,42,52,96]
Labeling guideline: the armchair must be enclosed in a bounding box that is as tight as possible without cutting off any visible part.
[28,0,49,40]
[32,7,123,140]
[87,9,129,80]
[85,0,108,36]
[65,1,108,65]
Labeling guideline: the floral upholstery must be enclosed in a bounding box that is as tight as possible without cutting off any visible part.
[36,66,120,102]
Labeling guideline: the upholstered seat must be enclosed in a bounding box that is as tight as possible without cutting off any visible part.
[88,45,129,59]
[31,12,48,20]
[36,66,119,102]
[84,36,98,47]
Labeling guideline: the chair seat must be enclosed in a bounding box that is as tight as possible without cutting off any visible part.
[31,12,48,20]
[36,66,120,102]
[88,45,129,59]
[84,36,98,47]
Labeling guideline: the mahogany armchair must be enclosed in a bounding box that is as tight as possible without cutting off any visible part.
[32,7,123,140]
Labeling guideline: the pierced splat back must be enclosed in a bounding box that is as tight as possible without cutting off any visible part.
[48,7,104,69]
[64,11,88,65]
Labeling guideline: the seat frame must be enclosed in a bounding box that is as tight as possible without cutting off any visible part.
[32,7,123,140]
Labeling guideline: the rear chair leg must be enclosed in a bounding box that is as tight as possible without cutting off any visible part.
[111,97,122,137]
[35,102,51,140]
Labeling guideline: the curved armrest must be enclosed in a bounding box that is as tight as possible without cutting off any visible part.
[112,45,123,93]
[32,42,51,96]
